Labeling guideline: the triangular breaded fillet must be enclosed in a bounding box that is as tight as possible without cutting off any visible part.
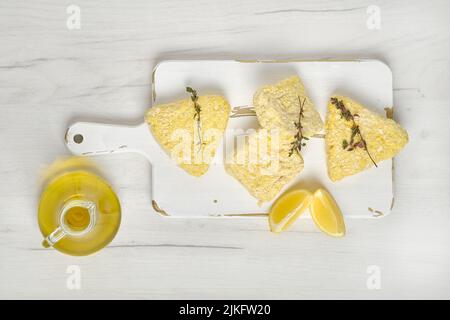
[326,96,408,181]
[146,95,231,177]
[225,129,304,203]
[253,75,323,137]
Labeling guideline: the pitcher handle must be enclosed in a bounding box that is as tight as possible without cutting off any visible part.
[42,226,66,248]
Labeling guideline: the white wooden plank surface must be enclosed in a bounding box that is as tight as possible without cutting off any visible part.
[0,0,449,299]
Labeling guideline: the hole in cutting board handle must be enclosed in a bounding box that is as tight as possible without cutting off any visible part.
[73,134,84,144]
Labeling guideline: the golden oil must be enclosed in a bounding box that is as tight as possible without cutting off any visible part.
[38,157,121,256]
[64,206,91,232]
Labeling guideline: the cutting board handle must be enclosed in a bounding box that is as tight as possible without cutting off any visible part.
[65,122,160,161]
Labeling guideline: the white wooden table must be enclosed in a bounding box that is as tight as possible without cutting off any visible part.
[0,0,449,299]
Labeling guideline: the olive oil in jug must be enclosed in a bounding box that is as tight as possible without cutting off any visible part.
[38,157,121,256]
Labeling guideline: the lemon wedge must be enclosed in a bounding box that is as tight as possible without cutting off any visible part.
[310,188,346,237]
[269,189,313,233]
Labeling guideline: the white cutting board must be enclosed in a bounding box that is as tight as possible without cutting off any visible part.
[66,59,394,219]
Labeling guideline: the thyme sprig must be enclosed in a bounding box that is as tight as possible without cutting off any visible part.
[289,97,309,157]
[186,87,202,147]
[330,97,377,167]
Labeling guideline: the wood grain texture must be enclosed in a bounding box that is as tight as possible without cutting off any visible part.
[0,0,449,299]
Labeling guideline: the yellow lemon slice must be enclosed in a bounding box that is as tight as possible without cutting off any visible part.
[269,189,313,233]
[310,188,346,237]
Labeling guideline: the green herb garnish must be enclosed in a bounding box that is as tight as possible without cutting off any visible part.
[289,97,309,157]
[330,97,377,167]
[186,87,202,147]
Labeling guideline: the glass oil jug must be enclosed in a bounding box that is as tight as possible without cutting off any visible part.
[38,157,121,256]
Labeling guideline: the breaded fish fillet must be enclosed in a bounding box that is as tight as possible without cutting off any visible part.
[146,95,231,177]
[326,95,408,181]
[225,129,304,203]
[253,75,323,137]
